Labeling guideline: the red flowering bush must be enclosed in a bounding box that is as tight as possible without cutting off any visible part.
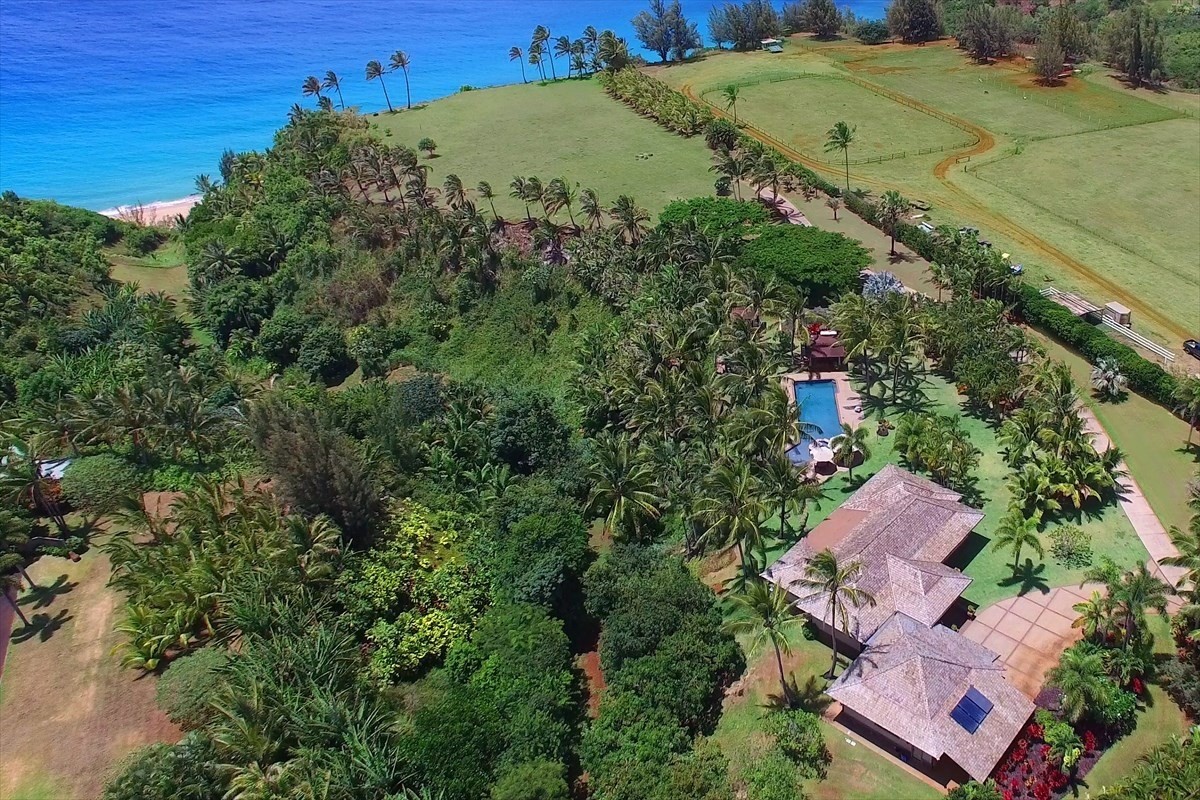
[1026,723,1044,739]
[1082,730,1098,752]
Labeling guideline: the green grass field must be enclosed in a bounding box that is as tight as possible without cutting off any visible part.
[652,39,1200,346]
[713,75,970,158]
[372,79,715,218]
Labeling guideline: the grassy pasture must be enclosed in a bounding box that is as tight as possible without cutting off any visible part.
[971,119,1200,331]
[372,79,715,218]
[650,40,1200,343]
[709,75,970,159]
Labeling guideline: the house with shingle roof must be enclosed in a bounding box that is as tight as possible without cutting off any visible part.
[826,613,1035,781]
[764,465,1033,783]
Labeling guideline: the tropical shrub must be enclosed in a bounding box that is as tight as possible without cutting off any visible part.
[659,196,769,236]
[155,647,231,730]
[102,732,225,800]
[764,709,830,779]
[490,760,571,800]
[742,747,805,800]
[297,321,354,386]
[61,454,142,514]
[862,270,904,301]
[1049,525,1093,568]
[856,19,891,43]
[737,225,869,305]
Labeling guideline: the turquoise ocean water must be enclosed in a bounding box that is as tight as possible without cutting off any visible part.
[0,1,885,210]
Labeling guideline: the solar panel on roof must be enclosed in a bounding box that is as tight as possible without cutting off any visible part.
[949,702,982,733]
[966,687,994,714]
[949,689,992,734]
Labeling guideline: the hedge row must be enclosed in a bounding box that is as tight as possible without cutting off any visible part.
[629,71,1182,410]
[1013,284,1179,406]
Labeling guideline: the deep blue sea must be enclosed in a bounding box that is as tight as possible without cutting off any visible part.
[0,1,886,210]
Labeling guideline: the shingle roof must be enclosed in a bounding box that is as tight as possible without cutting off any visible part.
[826,613,1035,781]
[764,465,983,641]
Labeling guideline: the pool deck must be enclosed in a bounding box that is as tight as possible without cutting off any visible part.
[782,371,865,477]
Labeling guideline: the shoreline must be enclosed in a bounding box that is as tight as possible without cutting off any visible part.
[100,195,200,226]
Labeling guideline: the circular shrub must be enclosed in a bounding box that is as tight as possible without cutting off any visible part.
[156,647,231,730]
[61,454,143,514]
[738,225,870,306]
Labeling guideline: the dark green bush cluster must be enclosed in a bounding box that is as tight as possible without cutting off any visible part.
[659,196,769,237]
[738,225,869,306]
[1014,284,1178,406]
[61,454,143,514]
[156,647,231,730]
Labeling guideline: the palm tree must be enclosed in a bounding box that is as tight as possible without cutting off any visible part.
[0,437,69,535]
[442,174,465,209]
[580,188,604,229]
[693,461,766,572]
[877,190,910,256]
[724,578,803,703]
[389,51,412,109]
[528,42,546,81]
[722,84,740,126]
[1071,591,1110,644]
[322,70,345,108]
[554,35,573,77]
[794,549,875,677]
[1047,644,1112,723]
[586,432,661,539]
[830,422,870,477]
[609,195,650,245]
[825,196,841,221]
[1172,376,1200,448]
[991,509,1043,573]
[301,75,322,104]
[365,60,393,112]
[824,121,856,193]
[1163,513,1200,594]
[533,25,556,80]
[1109,562,1169,648]
[476,181,499,219]
[509,176,533,223]
[508,46,527,83]
[1090,357,1127,400]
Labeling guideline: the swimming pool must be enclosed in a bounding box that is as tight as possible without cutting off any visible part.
[786,380,842,464]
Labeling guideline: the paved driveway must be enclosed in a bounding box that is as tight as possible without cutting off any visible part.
[960,585,1105,698]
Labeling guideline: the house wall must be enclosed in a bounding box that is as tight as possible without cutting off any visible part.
[803,614,864,659]
[839,707,937,770]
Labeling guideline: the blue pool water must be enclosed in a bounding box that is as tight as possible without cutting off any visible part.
[0,0,888,209]
[787,380,841,464]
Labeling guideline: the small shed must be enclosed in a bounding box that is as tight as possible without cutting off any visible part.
[1104,301,1131,327]
[807,331,846,372]
[761,38,783,53]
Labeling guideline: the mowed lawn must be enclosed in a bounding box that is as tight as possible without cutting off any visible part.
[762,372,1150,609]
[973,119,1200,331]
[713,622,942,800]
[710,76,970,159]
[372,79,715,218]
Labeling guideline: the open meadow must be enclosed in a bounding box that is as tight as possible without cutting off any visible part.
[371,79,715,218]
[652,39,1200,349]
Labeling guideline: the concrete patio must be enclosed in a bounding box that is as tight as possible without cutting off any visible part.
[960,584,1105,698]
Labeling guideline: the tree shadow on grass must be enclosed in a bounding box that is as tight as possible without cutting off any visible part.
[764,672,834,714]
[18,574,78,610]
[1000,559,1051,597]
[12,608,72,643]
[1175,442,1200,464]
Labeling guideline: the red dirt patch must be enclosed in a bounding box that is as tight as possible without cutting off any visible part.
[577,650,606,717]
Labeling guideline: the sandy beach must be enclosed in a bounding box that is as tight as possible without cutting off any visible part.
[100,195,200,226]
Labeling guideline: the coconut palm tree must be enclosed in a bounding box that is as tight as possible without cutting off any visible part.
[442,174,465,209]
[1164,518,1200,594]
[824,121,856,193]
[1172,375,1200,448]
[476,181,499,219]
[365,60,393,112]
[991,509,1043,573]
[509,176,533,223]
[1090,357,1127,400]
[693,460,766,572]
[508,46,527,83]
[877,190,910,256]
[794,549,875,677]
[554,35,573,76]
[301,75,322,104]
[580,188,604,229]
[322,70,345,108]
[533,25,556,79]
[1108,562,1169,649]
[0,437,69,535]
[609,195,650,245]
[585,432,661,539]
[722,84,740,126]
[1048,644,1112,723]
[830,422,871,478]
[724,577,803,703]
[388,51,412,109]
